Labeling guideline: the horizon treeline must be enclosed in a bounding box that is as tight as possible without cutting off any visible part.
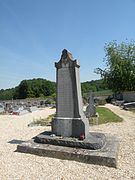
[0,78,107,100]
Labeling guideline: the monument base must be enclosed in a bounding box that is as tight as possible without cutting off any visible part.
[16,133,119,168]
[34,132,106,150]
[51,117,89,138]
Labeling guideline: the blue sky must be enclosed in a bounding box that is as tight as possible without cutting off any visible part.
[0,0,135,89]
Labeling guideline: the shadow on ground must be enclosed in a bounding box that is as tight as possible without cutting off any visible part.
[8,139,25,144]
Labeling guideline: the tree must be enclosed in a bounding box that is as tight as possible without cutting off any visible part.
[15,78,56,99]
[81,79,108,95]
[17,80,28,99]
[0,88,15,100]
[95,41,135,92]
[1,78,56,100]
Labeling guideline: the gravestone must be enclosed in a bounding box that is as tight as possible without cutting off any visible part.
[0,104,4,113]
[51,49,89,138]
[86,92,96,117]
[17,49,119,168]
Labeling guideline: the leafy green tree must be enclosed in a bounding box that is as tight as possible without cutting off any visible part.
[0,78,109,100]
[0,78,56,100]
[15,78,56,99]
[17,80,28,99]
[0,88,14,100]
[95,41,135,92]
[81,79,108,95]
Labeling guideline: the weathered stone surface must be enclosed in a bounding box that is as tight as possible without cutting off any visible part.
[86,92,96,117]
[52,117,89,138]
[17,134,119,168]
[34,132,106,150]
[123,102,135,110]
[51,49,89,138]
[15,50,119,168]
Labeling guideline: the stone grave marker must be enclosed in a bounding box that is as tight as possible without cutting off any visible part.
[17,49,119,168]
[86,91,96,117]
[51,49,89,138]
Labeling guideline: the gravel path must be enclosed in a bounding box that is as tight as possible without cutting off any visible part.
[0,105,135,180]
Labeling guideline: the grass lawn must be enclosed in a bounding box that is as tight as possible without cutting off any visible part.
[30,107,123,126]
[29,114,55,126]
[89,106,123,125]
[128,109,135,113]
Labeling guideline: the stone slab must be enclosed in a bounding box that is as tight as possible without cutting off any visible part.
[17,134,119,168]
[34,132,106,150]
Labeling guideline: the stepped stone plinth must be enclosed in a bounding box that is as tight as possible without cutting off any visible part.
[17,49,119,168]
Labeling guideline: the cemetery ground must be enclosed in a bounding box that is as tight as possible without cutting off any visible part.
[92,106,123,125]
[32,106,123,126]
[0,105,135,179]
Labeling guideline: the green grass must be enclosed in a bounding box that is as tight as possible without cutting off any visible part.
[94,90,112,96]
[29,114,55,126]
[83,90,112,99]
[128,109,135,113]
[89,107,123,125]
[30,106,123,127]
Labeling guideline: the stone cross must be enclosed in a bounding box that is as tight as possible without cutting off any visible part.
[52,49,89,138]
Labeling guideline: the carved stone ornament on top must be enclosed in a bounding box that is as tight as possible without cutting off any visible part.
[55,49,80,69]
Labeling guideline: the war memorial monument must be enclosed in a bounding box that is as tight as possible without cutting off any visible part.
[17,49,119,168]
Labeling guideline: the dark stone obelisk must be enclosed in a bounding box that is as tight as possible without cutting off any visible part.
[17,49,118,168]
[51,49,89,138]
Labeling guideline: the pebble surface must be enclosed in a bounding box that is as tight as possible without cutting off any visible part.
[0,105,135,180]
